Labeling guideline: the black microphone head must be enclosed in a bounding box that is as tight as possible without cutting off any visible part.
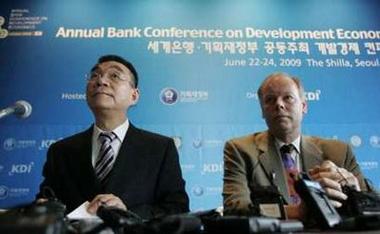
[14,100,32,118]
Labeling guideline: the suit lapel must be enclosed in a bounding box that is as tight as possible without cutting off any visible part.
[69,127,102,198]
[106,124,140,192]
[256,132,291,204]
[300,136,324,172]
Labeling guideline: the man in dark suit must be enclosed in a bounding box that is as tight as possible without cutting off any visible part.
[37,55,189,219]
[223,72,367,219]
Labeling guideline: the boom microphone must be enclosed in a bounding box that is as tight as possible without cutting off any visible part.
[0,100,32,120]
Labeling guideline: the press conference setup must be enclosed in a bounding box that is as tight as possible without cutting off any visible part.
[1,0,380,233]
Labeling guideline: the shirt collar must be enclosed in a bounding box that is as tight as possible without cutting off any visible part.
[275,136,301,154]
[93,119,129,142]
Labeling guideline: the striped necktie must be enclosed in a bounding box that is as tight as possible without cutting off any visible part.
[280,144,301,204]
[95,132,116,185]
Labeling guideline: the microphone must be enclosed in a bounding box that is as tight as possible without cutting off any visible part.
[0,100,32,119]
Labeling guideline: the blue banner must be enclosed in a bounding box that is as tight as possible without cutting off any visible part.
[1,0,380,211]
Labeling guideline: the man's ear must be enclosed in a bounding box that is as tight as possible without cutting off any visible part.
[302,100,308,114]
[131,88,140,105]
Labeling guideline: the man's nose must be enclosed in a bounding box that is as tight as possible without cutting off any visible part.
[96,75,110,86]
[275,98,285,110]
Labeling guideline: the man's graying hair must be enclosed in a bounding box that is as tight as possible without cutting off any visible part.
[257,72,305,102]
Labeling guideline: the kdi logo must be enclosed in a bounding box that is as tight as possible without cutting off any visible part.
[39,139,57,150]
[202,163,223,174]
[9,162,34,176]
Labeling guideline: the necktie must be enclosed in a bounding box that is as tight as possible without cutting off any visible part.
[280,144,301,204]
[95,132,116,185]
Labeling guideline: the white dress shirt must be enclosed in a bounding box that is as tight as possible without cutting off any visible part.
[91,119,129,167]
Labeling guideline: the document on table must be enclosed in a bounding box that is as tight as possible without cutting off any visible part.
[67,201,101,221]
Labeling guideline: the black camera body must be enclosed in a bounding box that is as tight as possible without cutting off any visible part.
[339,185,380,217]
[295,173,342,229]
[249,185,286,219]
[0,200,66,234]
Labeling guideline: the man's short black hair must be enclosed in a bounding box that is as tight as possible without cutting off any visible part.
[96,54,139,88]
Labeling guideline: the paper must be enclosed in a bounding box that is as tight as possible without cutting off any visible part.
[67,201,101,220]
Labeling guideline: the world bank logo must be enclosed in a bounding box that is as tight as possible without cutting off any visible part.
[0,16,9,39]
[3,138,16,151]
[160,87,178,105]
[0,186,9,199]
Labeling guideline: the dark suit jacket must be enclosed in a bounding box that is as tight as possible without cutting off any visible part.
[223,131,367,215]
[37,124,189,219]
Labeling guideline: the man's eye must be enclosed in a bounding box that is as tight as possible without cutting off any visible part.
[264,98,274,104]
[91,73,100,79]
[109,73,121,80]
[285,95,294,101]
[286,95,293,99]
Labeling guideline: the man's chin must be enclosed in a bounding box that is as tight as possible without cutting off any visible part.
[88,101,114,110]
[272,123,292,133]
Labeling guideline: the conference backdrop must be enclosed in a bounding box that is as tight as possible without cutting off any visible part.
[0,0,379,211]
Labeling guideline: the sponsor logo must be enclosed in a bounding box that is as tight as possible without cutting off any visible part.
[192,139,223,149]
[8,162,34,176]
[202,163,223,174]
[0,16,8,39]
[160,88,209,105]
[359,161,378,170]
[3,138,37,151]
[370,135,380,148]
[171,136,182,149]
[160,88,178,105]
[246,91,259,100]
[181,164,196,172]
[0,186,29,199]
[179,90,208,103]
[3,138,16,151]
[205,186,222,195]
[38,139,57,150]
[192,185,204,197]
[350,135,362,148]
[192,139,202,149]
[191,185,222,197]
[0,186,9,199]
[304,89,321,101]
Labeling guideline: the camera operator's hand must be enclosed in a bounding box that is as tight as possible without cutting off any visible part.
[309,160,360,207]
[87,193,127,214]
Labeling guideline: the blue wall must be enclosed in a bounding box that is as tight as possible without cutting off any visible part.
[1,0,380,211]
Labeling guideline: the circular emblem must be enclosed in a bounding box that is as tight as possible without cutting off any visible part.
[160,88,178,105]
[192,139,202,149]
[3,138,16,151]
[350,135,362,148]
[0,186,9,200]
[192,185,204,197]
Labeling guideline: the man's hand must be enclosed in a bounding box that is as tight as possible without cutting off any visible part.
[309,160,360,207]
[36,198,48,204]
[285,201,307,220]
[87,194,127,214]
